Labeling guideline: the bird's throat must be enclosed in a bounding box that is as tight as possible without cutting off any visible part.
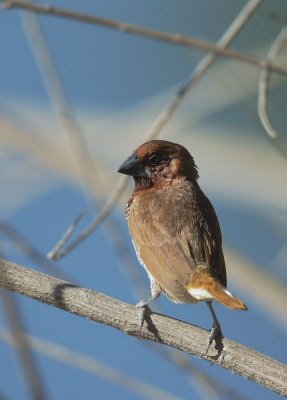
[134,176,153,192]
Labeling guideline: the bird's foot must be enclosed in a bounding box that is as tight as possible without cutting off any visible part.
[205,325,222,355]
[136,301,150,330]
[135,291,161,331]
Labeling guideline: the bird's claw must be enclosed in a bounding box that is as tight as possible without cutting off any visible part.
[205,326,222,354]
[136,301,150,330]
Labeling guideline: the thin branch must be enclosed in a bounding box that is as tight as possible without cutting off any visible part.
[50,175,128,259]
[2,0,287,75]
[47,210,85,260]
[0,328,185,400]
[0,257,286,397]
[0,289,47,400]
[258,27,287,139]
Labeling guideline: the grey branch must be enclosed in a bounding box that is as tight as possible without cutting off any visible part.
[51,175,129,259]
[47,210,86,260]
[0,257,286,397]
[258,27,287,139]
[2,0,287,76]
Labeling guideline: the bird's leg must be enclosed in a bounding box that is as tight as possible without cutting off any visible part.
[136,290,162,330]
[205,301,223,354]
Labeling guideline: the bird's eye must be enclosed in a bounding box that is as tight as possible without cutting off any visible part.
[149,154,160,166]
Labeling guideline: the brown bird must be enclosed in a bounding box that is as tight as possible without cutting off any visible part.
[118,140,247,352]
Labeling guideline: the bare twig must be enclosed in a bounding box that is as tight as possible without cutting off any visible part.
[0,257,286,396]
[1,289,47,400]
[258,27,287,139]
[47,210,85,260]
[50,175,128,259]
[0,327,186,400]
[2,0,287,75]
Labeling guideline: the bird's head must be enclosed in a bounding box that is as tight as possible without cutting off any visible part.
[118,140,198,191]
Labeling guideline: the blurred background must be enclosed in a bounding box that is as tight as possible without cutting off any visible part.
[0,0,287,399]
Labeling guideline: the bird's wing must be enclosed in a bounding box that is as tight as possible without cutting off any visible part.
[194,192,227,287]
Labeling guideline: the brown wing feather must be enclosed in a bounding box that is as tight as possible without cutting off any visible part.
[197,188,227,286]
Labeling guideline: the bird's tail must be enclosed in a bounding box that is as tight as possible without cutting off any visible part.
[206,282,247,310]
[186,270,247,310]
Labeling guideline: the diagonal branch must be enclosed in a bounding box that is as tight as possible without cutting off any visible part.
[50,175,128,259]
[0,257,286,397]
[2,0,287,75]
[47,210,85,260]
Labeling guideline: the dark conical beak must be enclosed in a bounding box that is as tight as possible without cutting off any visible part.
[118,153,148,178]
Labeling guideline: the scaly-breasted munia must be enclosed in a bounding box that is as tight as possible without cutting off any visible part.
[118,140,247,352]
